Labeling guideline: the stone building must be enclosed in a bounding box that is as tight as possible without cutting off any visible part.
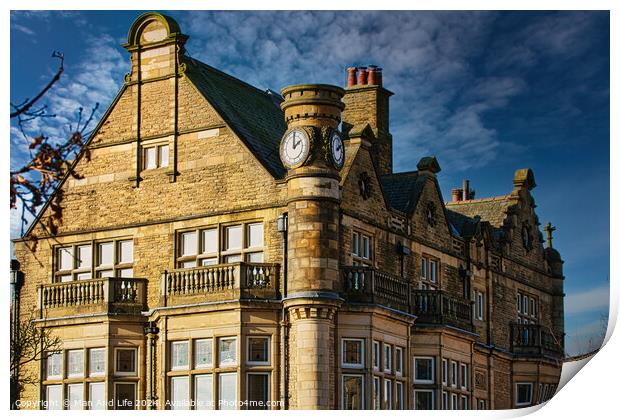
[11,12,565,410]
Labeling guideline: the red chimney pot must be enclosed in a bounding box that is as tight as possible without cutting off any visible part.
[357,67,368,85]
[346,67,357,88]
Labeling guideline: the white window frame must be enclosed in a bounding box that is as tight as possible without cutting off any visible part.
[414,356,435,384]
[170,375,190,410]
[395,381,404,410]
[515,382,534,406]
[478,399,486,410]
[421,257,427,280]
[246,372,270,410]
[142,143,170,170]
[194,338,213,369]
[442,391,449,410]
[88,348,106,377]
[442,358,448,385]
[414,390,435,410]
[45,384,63,410]
[460,363,468,390]
[88,382,106,410]
[46,352,63,380]
[450,361,458,388]
[394,347,403,375]
[451,393,458,410]
[247,336,270,366]
[194,373,214,410]
[372,340,380,371]
[342,338,365,369]
[114,382,137,410]
[114,348,137,376]
[373,376,381,410]
[170,341,189,371]
[476,291,484,320]
[383,343,392,373]
[461,395,468,410]
[67,349,85,378]
[218,372,238,410]
[383,378,392,410]
[341,374,365,410]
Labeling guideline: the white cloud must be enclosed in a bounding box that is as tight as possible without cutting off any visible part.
[566,285,610,315]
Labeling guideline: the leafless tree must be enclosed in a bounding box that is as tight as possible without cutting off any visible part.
[10,51,98,242]
[10,310,62,409]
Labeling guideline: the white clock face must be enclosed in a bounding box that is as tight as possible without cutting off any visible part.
[281,129,310,168]
[331,131,344,169]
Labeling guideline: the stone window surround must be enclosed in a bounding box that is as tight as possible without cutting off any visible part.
[413,356,435,384]
[341,374,365,410]
[420,254,440,289]
[246,372,270,410]
[517,290,539,323]
[341,338,365,369]
[114,347,138,376]
[515,382,534,406]
[175,221,264,268]
[53,238,134,282]
[414,389,435,410]
[351,229,373,266]
[246,336,271,366]
[475,290,485,321]
[139,136,172,172]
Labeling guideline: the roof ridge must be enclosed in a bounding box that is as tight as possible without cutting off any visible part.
[445,195,511,205]
[381,170,419,178]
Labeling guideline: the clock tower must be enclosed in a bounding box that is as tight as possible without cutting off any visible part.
[279,84,345,409]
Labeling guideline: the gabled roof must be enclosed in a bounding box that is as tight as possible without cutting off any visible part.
[184,58,287,178]
[380,171,429,214]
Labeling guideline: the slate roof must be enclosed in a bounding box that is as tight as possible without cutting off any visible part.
[380,171,429,214]
[445,196,512,228]
[184,58,288,178]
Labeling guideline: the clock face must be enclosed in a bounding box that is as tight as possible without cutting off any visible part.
[280,128,310,168]
[330,131,344,169]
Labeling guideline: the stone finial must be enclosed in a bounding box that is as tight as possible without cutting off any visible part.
[544,222,556,248]
[416,156,441,174]
[513,168,536,191]
[123,12,187,51]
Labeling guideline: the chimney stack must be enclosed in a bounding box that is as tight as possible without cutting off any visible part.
[463,180,470,200]
[346,67,357,87]
[451,188,463,202]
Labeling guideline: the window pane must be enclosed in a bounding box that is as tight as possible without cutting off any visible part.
[195,374,213,410]
[395,348,403,373]
[144,147,156,169]
[116,349,136,374]
[247,252,264,263]
[219,373,237,410]
[46,385,62,410]
[47,352,62,379]
[247,373,269,410]
[384,379,392,409]
[118,240,133,263]
[352,232,359,256]
[171,341,189,370]
[421,257,427,279]
[201,229,218,254]
[362,236,370,259]
[159,145,169,167]
[68,349,84,377]
[219,337,237,366]
[396,382,404,409]
[98,242,114,266]
[224,254,242,263]
[115,383,136,410]
[415,358,434,382]
[170,376,189,410]
[68,383,84,410]
[248,337,269,363]
[343,339,363,366]
[384,344,392,371]
[181,232,197,256]
[225,225,242,251]
[372,341,379,369]
[430,260,437,282]
[77,245,92,269]
[516,383,532,405]
[247,223,264,248]
[415,391,434,410]
[194,339,213,368]
[181,260,197,269]
[373,377,380,409]
[118,268,133,278]
[59,274,73,283]
[97,270,114,278]
[342,375,363,410]
[89,348,105,376]
[200,258,218,266]
[76,272,92,281]
[89,382,106,410]
[59,247,73,270]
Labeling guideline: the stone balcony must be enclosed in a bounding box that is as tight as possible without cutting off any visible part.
[341,266,474,331]
[38,277,147,318]
[160,262,280,307]
[510,323,564,358]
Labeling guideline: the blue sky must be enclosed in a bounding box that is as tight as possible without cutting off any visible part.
[9,10,610,355]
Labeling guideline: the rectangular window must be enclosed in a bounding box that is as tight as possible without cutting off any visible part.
[383,343,392,373]
[352,232,360,257]
[384,379,392,410]
[523,295,529,314]
[59,247,73,271]
[115,348,136,375]
[372,341,380,370]
[171,341,189,370]
[421,257,427,280]
[429,260,437,283]
[158,144,169,167]
[47,352,63,380]
[451,393,458,410]
[478,399,486,410]
[373,376,381,410]
[201,229,218,254]
[143,144,169,169]
[77,245,92,269]
[342,338,364,368]
[144,146,157,170]
[118,240,133,264]
[170,376,190,410]
[114,383,136,410]
[531,298,537,318]
[247,373,269,410]
[218,337,237,367]
[516,382,533,406]
[342,375,364,410]
[89,382,106,410]
[247,223,264,249]
[442,358,448,385]
[538,383,543,403]
[194,339,213,368]
[46,385,62,410]
[219,372,237,410]
[414,390,434,410]
[517,293,522,312]
[98,242,114,267]
[460,363,468,390]
[461,395,468,410]
[362,235,370,259]
[395,347,403,375]
[476,291,484,320]
[543,383,549,401]
[443,391,449,410]
[68,383,84,410]
[414,357,434,384]
[352,231,373,265]
[68,349,84,378]
[225,225,242,251]
[395,382,404,410]
[517,291,539,323]
[451,361,458,388]
[181,232,198,257]
[195,374,213,410]
[247,337,270,365]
